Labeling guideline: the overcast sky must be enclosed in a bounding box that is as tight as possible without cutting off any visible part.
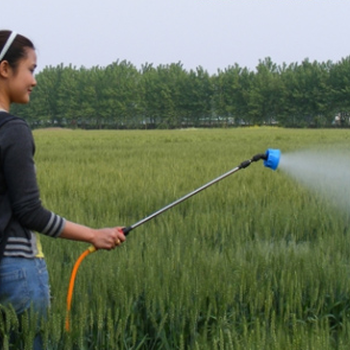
[3,1,350,74]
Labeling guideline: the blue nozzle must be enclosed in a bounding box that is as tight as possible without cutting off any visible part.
[263,149,281,170]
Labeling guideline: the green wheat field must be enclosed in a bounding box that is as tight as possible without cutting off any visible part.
[3,127,350,349]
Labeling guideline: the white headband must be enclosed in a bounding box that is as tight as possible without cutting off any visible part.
[0,31,17,61]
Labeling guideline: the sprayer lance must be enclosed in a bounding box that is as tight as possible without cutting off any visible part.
[122,149,279,236]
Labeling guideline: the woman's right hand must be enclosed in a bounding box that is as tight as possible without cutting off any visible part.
[91,227,126,250]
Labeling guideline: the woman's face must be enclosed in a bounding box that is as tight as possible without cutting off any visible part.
[8,47,37,105]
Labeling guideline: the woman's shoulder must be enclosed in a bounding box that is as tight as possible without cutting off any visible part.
[0,113,32,146]
[0,112,30,134]
[0,112,27,128]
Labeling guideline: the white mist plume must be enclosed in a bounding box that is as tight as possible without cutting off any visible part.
[279,149,350,211]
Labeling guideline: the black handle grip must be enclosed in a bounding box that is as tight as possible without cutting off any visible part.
[122,226,133,236]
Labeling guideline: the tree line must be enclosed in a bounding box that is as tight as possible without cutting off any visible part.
[11,56,350,129]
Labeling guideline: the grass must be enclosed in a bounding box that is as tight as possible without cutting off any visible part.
[2,127,350,349]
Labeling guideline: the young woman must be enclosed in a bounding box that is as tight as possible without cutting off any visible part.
[0,30,126,349]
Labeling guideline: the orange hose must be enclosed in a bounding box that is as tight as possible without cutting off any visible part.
[65,245,96,331]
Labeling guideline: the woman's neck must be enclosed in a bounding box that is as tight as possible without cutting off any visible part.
[0,102,9,112]
[0,94,10,112]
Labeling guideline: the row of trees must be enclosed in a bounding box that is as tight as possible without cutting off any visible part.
[11,57,350,129]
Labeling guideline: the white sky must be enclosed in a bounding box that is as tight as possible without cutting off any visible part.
[3,0,350,74]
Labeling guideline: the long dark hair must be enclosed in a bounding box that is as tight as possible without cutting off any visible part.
[0,30,35,69]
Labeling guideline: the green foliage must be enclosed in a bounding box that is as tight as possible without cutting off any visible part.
[2,128,350,349]
[9,57,350,129]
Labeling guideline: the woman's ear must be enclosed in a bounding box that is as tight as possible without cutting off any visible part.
[0,60,11,78]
